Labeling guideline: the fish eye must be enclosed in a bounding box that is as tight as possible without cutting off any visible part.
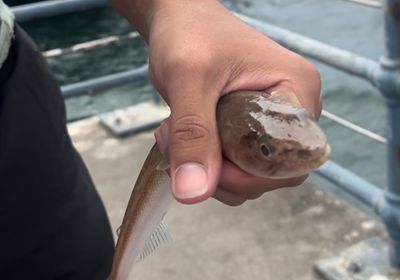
[260,144,272,158]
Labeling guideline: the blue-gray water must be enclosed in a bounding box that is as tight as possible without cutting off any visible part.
[17,0,387,191]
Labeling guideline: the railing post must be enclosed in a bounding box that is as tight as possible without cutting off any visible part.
[375,0,400,268]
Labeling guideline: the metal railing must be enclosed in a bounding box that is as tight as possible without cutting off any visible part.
[12,0,106,22]
[11,0,400,272]
[38,30,389,145]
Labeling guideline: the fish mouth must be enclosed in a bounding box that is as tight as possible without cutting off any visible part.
[223,144,331,179]
[313,143,331,167]
[270,143,331,179]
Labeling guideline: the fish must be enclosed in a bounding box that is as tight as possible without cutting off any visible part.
[107,90,330,280]
[217,91,330,178]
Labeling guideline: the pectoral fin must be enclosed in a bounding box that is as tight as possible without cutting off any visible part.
[136,222,173,262]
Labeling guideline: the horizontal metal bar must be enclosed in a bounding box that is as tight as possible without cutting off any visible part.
[237,13,380,83]
[61,64,148,98]
[316,160,383,208]
[321,110,387,144]
[340,0,383,8]
[12,0,107,22]
[43,32,140,58]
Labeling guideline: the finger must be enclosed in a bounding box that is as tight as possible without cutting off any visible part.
[219,158,308,197]
[265,55,322,117]
[167,81,222,204]
[154,129,165,152]
[154,118,170,153]
[287,59,322,118]
[212,189,247,207]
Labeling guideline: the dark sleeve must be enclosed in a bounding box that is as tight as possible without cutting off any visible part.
[0,25,114,280]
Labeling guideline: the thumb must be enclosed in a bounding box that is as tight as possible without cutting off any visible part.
[165,86,222,204]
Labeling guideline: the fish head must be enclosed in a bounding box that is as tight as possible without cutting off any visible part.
[245,109,331,178]
[217,91,330,179]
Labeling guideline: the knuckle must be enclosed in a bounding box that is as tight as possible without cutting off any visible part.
[164,50,213,80]
[291,55,321,87]
[304,61,321,83]
[172,114,211,144]
[302,60,322,93]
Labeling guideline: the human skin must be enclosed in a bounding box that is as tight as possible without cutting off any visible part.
[108,0,322,206]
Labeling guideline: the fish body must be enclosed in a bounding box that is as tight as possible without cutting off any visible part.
[107,90,330,279]
[107,144,173,280]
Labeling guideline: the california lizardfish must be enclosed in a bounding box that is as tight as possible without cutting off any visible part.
[107,90,330,280]
[217,90,329,178]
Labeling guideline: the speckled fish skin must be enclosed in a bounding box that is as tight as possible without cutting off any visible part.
[217,90,330,178]
[108,90,330,280]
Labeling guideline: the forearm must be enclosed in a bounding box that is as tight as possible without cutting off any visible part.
[108,0,222,42]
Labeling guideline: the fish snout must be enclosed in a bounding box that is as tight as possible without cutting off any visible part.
[313,142,331,165]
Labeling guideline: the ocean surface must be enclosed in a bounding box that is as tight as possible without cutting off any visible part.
[15,0,387,191]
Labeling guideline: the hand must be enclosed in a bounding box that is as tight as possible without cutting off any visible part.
[110,0,322,206]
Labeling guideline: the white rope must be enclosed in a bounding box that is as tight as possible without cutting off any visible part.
[42,31,140,58]
[321,110,387,144]
[339,0,382,8]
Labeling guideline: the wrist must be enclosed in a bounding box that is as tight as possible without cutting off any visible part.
[108,0,155,40]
